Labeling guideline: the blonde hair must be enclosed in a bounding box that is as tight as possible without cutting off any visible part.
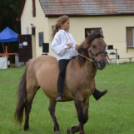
[52,15,69,40]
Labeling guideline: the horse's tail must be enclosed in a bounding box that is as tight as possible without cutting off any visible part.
[14,66,28,125]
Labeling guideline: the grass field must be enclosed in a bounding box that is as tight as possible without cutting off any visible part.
[0,63,134,134]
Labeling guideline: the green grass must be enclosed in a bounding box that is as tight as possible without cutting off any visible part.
[0,63,134,134]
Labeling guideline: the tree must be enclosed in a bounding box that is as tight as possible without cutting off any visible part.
[0,0,22,63]
[0,0,21,33]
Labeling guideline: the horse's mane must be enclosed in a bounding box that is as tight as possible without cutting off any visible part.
[74,32,103,67]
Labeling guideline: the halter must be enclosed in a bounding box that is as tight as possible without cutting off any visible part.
[89,49,105,57]
[88,48,106,65]
[75,48,106,66]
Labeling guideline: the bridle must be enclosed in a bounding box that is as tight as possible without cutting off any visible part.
[88,48,106,65]
[89,49,105,57]
[76,48,106,66]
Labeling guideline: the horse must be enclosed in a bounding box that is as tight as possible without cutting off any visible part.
[14,32,107,134]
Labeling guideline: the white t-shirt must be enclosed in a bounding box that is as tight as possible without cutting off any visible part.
[51,30,78,61]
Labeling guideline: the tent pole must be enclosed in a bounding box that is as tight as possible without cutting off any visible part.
[5,45,8,68]
[8,42,13,64]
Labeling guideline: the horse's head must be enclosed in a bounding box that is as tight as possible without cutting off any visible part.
[77,31,107,70]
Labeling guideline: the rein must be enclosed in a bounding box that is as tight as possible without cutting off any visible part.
[71,47,94,62]
[77,53,94,62]
[73,47,106,65]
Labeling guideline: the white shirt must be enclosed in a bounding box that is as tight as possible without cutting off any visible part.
[51,30,78,61]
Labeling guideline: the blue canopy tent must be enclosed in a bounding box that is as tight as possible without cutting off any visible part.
[0,27,18,42]
[0,27,18,68]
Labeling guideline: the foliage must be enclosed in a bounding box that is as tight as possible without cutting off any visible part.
[0,63,134,134]
[0,0,22,60]
[0,0,21,33]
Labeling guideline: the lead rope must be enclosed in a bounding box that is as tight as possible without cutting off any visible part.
[77,53,94,62]
[71,47,95,63]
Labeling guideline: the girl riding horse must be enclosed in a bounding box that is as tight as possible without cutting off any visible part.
[14,15,108,134]
[51,15,107,102]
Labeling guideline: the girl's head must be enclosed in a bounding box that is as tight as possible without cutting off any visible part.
[52,15,70,40]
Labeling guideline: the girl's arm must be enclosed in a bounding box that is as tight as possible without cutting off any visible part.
[51,33,67,55]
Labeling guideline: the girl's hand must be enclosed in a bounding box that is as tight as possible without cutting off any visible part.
[75,44,79,47]
[67,45,72,49]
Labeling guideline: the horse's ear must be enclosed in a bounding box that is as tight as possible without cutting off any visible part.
[87,31,91,36]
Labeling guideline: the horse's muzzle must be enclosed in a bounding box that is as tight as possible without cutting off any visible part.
[97,60,107,70]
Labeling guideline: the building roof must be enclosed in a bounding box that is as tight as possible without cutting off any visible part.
[16,0,26,21]
[17,0,134,21]
[39,0,134,16]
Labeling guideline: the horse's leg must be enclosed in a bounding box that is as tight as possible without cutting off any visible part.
[48,100,61,134]
[82,98,89,125]
[73,100,85,134]
[24,86,38,131]
[67,98,89,134]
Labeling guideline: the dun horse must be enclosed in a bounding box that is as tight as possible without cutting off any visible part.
[14,32,107,134]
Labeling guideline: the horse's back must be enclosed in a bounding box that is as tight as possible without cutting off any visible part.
[27,55,74,100]
[27,55,59,96]
[28,55,58,74]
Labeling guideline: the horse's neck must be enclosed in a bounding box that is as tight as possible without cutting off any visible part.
[68,58,97,79]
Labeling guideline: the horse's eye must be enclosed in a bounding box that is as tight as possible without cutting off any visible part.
[92,45,96,49]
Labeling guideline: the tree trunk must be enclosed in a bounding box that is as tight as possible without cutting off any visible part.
[11,14,18,33]
[2,43,5,53]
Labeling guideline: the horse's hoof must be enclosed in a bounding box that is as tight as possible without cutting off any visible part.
[67,128,73,134]
[54,132,61,134]
[24,129,29,132]
[80,132,85,134]
[24,126,29,131]
[24,124,29,131]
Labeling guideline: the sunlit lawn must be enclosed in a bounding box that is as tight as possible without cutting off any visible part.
[0,63,134,134]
